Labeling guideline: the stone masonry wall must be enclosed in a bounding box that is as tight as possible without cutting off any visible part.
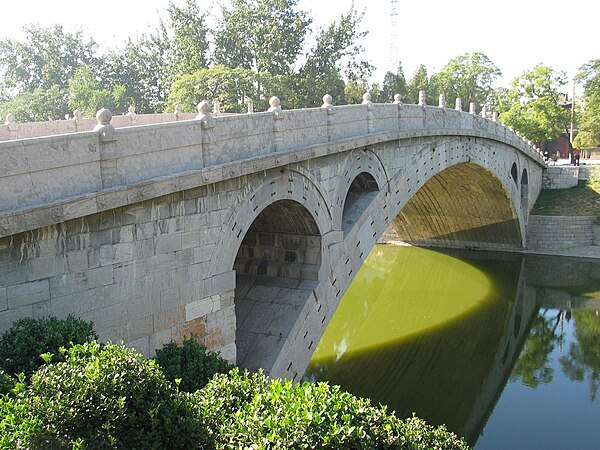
[526,215,596,250]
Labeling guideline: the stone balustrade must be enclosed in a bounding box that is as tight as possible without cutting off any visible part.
[0,94,546,238]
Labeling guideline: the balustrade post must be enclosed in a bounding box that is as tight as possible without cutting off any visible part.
[268,96,284,151]
[455,98,462,111]
[393,93,402,104]
[94,108,119,189]
[418,90,427,106]
[362,93,374,133]
[197,101,214,167]
[4,113,18,140]
[321,94,335,142]
[438,93,446,108]
[469,102,476,114]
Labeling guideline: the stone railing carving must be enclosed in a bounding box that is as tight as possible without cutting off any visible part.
[0,93,545,237]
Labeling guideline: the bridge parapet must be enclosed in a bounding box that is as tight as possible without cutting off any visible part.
[0,103,545,238]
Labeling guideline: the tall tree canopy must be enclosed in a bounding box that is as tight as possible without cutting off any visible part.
[575,59,600,147]
[381,64,407,103]
[497,65,570,142]
[435,52,501,111]
[213,0,311,75]
[0,24,97,94]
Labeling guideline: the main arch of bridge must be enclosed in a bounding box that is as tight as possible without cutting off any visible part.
[209,134,539,379]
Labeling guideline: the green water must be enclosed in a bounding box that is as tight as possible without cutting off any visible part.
[305,245,600,448]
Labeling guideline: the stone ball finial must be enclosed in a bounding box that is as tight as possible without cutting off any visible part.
[72,109,83,121]
[5,113,16,124]
[268,96,282,112]
[418,90,426,106]
[321,94,334,108]
[480,105,488,118]
[438,93,446,108]
[455,98,462,111]
[197,101,211,115]
[96,108,112,125]
[127,105,136,115]
[362,92,372,105]
[393,93,402,104]
[174,104,181,114]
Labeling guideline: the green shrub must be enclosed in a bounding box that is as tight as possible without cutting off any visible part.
[195,368,470,449]
[4,342,210,449]
[155,336,233,392]
[0,369,16,395]
[0,315,98,377]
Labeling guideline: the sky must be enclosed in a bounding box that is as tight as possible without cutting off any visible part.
[0,0,596,94]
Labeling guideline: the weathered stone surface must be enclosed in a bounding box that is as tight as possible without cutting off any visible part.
[0,103,546,379]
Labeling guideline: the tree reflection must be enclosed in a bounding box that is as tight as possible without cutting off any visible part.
[559,310,600,401]
[510,310,564,388]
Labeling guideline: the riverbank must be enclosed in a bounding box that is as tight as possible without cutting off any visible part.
[525,158,600,259]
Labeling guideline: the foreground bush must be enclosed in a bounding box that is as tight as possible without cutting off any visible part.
[1,342,209,449]
[155,336,233,392]
[196,368,470,450]
[0,315,98,377]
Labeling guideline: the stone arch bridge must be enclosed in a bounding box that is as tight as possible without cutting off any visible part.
[0,100,545,380]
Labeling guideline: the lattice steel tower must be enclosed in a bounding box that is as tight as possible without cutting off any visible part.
[389,0,399,70]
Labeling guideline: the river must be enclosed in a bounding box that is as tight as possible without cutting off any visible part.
[304,245,600,448]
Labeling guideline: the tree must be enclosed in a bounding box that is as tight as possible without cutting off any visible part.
[435,52,501,111]
[406,65,430,104]
[0,24,97,94]
[0,86,68,122]
[67,66,127,116]
[498,65,570,142]
[381,64,407,103]
[576,59,600,143]
[296,6,368,107]
[213,0,311,75]
[164,0,210,84]
[166,65,256,113]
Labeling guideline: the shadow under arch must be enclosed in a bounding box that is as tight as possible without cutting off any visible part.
[391,162,522,250]
[233,199,323,373]
[342,172,380,234]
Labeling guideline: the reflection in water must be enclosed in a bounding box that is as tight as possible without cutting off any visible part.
[305,245,600,449]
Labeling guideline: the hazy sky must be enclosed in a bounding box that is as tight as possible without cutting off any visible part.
[1,0,596,92]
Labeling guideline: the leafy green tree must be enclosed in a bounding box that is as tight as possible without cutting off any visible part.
[498,65,570,142]
[67,65,127,116]
[213,0,311,75]
[296,6,367,107]
[0,24,97,94]
[559,310,600,400]
[435,52,501,111]
[381,64,408,102]
[166,65,256,113]
[406,65,430,104]
[510,311,562,388]
[0,86,68,122]
[576,59,600,143]
[344,77,369,104]
[164,0,210,85]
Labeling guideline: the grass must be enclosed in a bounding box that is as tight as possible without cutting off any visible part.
[532,166,600,216]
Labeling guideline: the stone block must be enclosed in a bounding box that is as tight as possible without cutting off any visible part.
[160,286,181,309]
[155,233,182,255]
[186,295,220,322]
[126,336,150,358]
[125,314,154,342]
[8,279,50,309]
[32,299,51,318]
[66,250,91,272]
[150,328,173,355]
[0,305,33,334]
[28,255,65,281]
[193,244,215,263]
[0,286,6,311]
[173,316,207,343]
[153,306,184,332]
